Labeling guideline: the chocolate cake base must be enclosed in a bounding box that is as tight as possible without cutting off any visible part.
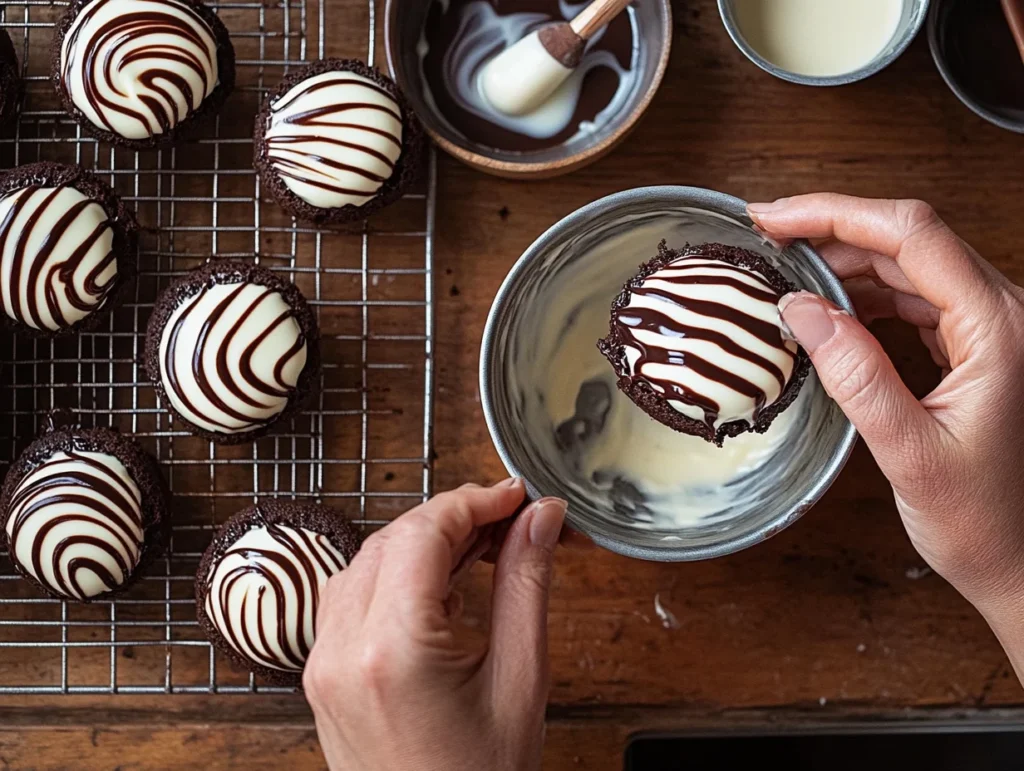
[0,161,139,337]
[0,29,22,126]
[253,58,424,228]
[143,259,322,445]
[0,419,171,602]
[598,242,812,446]
[50,0,235,150]
[195,500,362,687]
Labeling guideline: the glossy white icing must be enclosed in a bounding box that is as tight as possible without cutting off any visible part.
[60,0,219,140]
[616,255,798,427]
[158,280,307,434]
[5,449,144,600]
[265,71,404,209]
[204,522,347,671]
[0,185,117,331]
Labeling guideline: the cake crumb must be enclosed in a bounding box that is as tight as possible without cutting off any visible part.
[905,566,932,580]
[653,593,680,630]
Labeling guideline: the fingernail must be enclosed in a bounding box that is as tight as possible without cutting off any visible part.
[528,498,567,550]
[751,223,791,250]
[778,292,836,353]
[747,198,790,216]
[496,477,521,489]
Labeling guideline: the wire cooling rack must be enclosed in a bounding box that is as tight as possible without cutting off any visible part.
[0,0,435,693]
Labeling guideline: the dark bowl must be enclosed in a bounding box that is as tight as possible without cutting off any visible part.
[384,0,673,178]
[928,0,1024,133]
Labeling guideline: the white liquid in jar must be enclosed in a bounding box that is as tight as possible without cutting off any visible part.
[733,0,903,78]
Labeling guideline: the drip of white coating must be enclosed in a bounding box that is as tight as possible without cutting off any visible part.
[480,30,574,116]
[418,0,638,142]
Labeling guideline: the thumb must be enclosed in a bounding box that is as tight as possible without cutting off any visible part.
[780,291,938,477]
[486,497,566,711]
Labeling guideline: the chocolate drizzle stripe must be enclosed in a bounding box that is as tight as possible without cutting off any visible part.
[61,0,218,138]
[616,305,789,389]
[270,159,387,194]
[205,522,347,672]
[631,286,783,348]
[269,134,398,166]
[0,185,117,331]
[655,273,780,304]
[5,451,144,600]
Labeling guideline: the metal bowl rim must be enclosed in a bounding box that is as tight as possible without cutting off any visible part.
[478,185,859,562]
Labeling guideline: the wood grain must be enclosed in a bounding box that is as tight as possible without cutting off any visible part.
[5,0,1024,767]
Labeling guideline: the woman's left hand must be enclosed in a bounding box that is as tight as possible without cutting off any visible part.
[303,479,567,771]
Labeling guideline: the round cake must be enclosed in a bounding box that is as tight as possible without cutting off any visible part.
[51,0,235,149]
[254,58,423,226]
[0,422,170,602]
[0,162,138,336]
[195,500,361,686]
[598,242,811,445]
[143,260,321,444]
[0,29,22,126]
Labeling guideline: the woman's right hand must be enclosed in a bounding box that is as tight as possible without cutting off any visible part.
[747,194,1024,678]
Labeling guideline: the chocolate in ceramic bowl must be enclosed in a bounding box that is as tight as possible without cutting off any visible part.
[480,186,857,562]
[385,0,672,178]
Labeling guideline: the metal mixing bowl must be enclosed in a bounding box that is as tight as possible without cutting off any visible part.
[718,0,931,86]
[480,186,858,562]
[384,0,672,178]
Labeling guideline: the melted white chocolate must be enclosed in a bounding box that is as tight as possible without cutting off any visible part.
[733,0,903,78]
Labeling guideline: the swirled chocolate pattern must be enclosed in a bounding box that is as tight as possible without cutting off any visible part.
[158,281,308,435]
[59,0,219,140]
[203,521,347,672]
[265,71,404,209]
[0,185,117,331]
[4,450,144,600]
[611,251,798,429]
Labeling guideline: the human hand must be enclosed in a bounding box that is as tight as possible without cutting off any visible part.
[303,479,568,771]
[748,194,1024,676]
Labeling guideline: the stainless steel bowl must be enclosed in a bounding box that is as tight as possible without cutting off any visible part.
[718,0,931,87]
[480,187,858,562]
[384,0,672,178]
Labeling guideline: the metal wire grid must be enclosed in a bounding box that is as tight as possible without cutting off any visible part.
[0,0,435,693]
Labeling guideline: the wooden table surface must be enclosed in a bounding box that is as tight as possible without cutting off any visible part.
[5,0,1024,768]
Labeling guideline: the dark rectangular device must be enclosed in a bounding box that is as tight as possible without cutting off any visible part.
[626,727,1024,770]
